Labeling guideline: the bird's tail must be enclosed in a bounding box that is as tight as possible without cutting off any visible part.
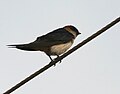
[7,43,36,51]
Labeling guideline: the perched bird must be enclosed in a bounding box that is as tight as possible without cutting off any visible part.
[8,25,81,63]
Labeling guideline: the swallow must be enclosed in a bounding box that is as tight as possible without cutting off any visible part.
[8,25,81,64]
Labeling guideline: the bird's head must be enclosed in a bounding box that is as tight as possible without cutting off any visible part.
[64,25,81,38]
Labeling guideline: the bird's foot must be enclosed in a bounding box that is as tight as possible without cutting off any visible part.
[54,55,62,64]
[57,55,62,63]
[49,59,56,66]
[48,55,62,66]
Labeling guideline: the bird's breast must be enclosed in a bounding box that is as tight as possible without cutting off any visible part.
[50,41,73,55]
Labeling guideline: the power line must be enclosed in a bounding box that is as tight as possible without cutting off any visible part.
[3,17,120,94]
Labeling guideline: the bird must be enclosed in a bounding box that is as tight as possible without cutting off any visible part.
[8,25,81,63]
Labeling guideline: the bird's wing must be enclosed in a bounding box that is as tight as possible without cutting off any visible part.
[33,28,74,47]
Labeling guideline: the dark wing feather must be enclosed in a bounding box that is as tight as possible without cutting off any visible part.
[33,28,74,47]
[7,28,74,51]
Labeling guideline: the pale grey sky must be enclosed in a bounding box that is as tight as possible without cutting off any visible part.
[0,0,120,94]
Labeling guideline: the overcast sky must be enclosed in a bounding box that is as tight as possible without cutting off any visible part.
[0,0,120,94]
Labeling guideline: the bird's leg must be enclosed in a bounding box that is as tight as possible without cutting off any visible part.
[53,55,62,63]
[48,55,54,62]
[46,54,56,66]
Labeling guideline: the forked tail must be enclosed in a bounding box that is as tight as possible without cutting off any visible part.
[7,43,36,51]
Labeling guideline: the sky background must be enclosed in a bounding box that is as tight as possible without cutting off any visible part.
[0,0,120,94]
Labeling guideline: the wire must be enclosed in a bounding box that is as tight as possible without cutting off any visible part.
[3,17,120,94]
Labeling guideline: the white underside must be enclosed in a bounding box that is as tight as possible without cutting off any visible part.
[50,41,73,55]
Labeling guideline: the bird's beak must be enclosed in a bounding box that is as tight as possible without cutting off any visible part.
[78,32,81,35]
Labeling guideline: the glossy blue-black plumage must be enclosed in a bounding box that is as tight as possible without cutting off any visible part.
[34,28,75,47]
